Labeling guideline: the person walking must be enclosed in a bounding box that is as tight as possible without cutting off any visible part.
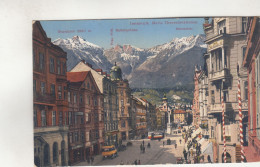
[91,156,94,165]
[140,144,143,153]
[143,146,146,153]
[120,160,124,165]
[207,155,211,163]
[134,160,137,165]
[163,141,165,147]
[179,139,182,144]
[138,160,141,165]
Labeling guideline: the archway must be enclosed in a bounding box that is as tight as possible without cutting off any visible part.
[222,152,231,163]
[61,140,66,166]
[34,156,40,167]
[43,144,50,166]
[53,142,59,164]
[242,116,248,146]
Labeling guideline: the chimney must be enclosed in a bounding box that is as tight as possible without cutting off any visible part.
[86,63,93,68]
[81,59,85,64]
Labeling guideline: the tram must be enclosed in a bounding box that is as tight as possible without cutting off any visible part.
[148,131,165,140]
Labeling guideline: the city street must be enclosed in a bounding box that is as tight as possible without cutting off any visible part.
[76,133,185,166]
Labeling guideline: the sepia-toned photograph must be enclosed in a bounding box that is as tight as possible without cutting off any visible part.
[32,16,260,166]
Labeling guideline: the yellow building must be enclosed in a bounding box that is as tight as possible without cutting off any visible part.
[173,109,186,124]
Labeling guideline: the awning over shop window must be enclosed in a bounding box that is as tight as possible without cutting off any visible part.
[192,127,202,138]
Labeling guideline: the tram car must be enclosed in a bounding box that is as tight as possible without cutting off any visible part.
[148,131,165,140]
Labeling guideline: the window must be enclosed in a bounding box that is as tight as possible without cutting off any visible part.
[34,109,37,127]
[95,129,99,139]
[81,132,84,142]
[85,113,89,122]
[87,95,90,105]
[217,20,226,34]
[59,111,63,126]
[68,92,71,102]
[57,60,61,74]
[242,17,247,33]
[94,113,98,123]
[41,110,46,126]
[74,114,77,125]
[39,53,44,70]
[121,100,124,106]
[52,143,58,163]
[64,112,67,125]
[94,98,97,106]
[51,84,55,96]
[33,80,36,93]
[69,112,72,125]
[49,57,54,73]
[80,94,83,103]
[69,133,73,143]
[40,82,46,95]
[74,132,78,142]
[52,111,56,126]
[87,83,90,89]
[244,81,248,100]
[120,90,123,96]
[58,86,62,99]
[62,62,66,75]
[74,93,77,103]
[242,47,247,61]
[211,90,215,104]
[121,120,125,127]
[64,91,66,101]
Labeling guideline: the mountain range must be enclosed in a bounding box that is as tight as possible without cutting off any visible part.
[53,34,207,88]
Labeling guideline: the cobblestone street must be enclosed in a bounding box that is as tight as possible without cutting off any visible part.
[76,133,185,166]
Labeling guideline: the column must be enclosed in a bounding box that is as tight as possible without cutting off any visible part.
[210,52,212,72]
[222,47,225,69]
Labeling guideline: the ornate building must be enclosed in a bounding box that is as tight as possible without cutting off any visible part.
[243,17,260,162]
[67,71,104,164]
[33,21,69,166]
[110,63,132,141]
[203,17,248,163]
[70,61,119,147]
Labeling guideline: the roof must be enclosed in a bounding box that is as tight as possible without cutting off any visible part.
[95,69,102,72]
[67,71,90,83]
[174,110,186,114]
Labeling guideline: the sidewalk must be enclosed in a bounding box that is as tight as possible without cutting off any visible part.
[75,154,103,166]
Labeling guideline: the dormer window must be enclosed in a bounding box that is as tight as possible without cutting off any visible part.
[218,20,226,34]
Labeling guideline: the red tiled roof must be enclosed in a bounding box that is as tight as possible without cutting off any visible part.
[102,72,107,75]
[67,71,89,83]
[95,69,102,72]
[107,74,110,77]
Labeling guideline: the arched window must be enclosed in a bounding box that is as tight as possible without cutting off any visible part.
[61,141,66,166]
[43,144,50,166]
[53,142,59,164]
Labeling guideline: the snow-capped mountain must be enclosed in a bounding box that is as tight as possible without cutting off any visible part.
[128,34,207,88]
[104,44,155,77]
[53,36,112,72]
[53,34,206,88]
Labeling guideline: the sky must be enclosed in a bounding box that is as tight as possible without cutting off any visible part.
[41,17,205,49]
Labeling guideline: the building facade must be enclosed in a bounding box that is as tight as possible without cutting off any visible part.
[135,98,147,138]
[67,71,104,164]
[243,17,260,162]
[33,21,69,166]
[203,17,248,163]
[192,66,201,128]
[70,60,119,147]
[110,63,132,141]
[173,109,186,124]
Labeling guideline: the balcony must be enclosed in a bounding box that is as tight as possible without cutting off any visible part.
[34,125,69,133]
[209,103,224,114]
[34,92,56,105]
[209,68,230,82]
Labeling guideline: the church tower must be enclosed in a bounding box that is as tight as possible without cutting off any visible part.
[110,62,122,81]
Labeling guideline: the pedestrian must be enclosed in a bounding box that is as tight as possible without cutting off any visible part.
[163,141,164,147]
[180,139,182,144]
[138,160,141,165]
[87,157,90,164]
[91,156,94,165]
[140,144,143,153]
[175,143,177,148]
[120,160,124,165]
[134,160,137,165]
[207,155,211,163]
[143,140,144,146]
[143,146,146,153]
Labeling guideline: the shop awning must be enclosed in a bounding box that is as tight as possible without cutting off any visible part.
[192,127,202,138]
[202,142,213,154]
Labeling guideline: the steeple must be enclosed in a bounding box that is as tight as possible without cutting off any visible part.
[110,62,122,81]
[162,93,168,102]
